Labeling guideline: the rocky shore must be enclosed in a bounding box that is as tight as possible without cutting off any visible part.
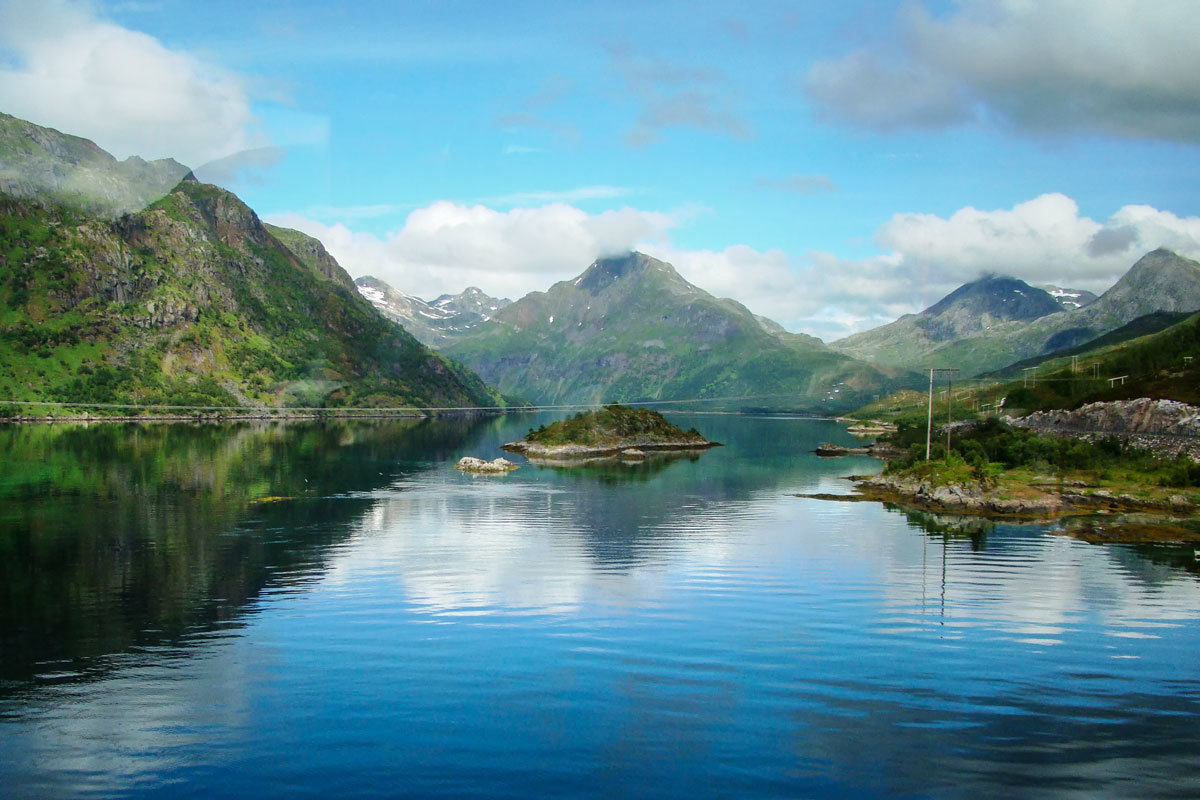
[813,442,904,459]
[846,472,1195,517]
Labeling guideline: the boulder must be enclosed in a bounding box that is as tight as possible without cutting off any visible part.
[455,456,519,474]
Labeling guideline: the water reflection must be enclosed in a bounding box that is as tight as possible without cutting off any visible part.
[2,415,1200,799]
[0,417,490,691]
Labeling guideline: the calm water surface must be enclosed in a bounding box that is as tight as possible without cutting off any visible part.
[2,414,1199,798]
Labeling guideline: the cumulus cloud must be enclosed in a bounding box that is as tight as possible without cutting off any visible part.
[659,194,1200,341]
[804,0,1200,142]
[812,194,1200,339]
[272,193,1200,343]
[268,201,678,302]
[0,0,266,167]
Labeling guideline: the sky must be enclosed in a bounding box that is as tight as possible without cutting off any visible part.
[2,0,1200,340]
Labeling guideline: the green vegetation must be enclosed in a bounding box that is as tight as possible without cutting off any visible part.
[524,404,708,447]
[980,311,1200,411]
[0,180,505,412]
[848,305,1200,426]
[882,416,1200,491]
[446,253,916,412]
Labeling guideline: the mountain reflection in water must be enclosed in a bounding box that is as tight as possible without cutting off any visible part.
[1,414,1199,799]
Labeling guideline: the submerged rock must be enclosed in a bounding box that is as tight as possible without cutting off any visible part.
[455,456,519,474]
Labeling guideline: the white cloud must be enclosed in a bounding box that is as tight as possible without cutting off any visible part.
[655,194,1200,341]
[272,193,1200,343]
[268,201,678,302]
[814,194,1200,339]
[0,0,266,167]
[804,0,1200,142]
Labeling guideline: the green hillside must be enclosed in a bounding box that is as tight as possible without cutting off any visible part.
[0,179,505,411]
[445,252,916,411]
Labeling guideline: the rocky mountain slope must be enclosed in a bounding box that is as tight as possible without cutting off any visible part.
[354,276,509,348]
[831,275,1064,370]
[265,223,359,292]
[0,137,504,409]
[832,249,1200,376]
[443,251,913,410]
[0,112,189,218]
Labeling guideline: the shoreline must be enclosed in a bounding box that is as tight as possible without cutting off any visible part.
[0,410,488,424]
[502,438,722,461]
[843,472,1197,518]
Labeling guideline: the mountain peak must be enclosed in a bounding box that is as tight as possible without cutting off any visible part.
[1095,248,1200,312]
[576,251,677,293]
[924,274,1062,321]
[355,277,510,347]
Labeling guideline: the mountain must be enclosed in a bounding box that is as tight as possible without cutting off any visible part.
[442,251,912,410]
[831,275,1064,370]
[354,276,510,348]
[0,125,504,409]
[0,112,189,218]
[265,223,359,292]
[831,250,1200,376]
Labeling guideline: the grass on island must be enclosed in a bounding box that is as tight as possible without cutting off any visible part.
[880,416,1200,502]
[524,404,707,447]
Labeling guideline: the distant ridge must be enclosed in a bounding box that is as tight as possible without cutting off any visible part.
[831,249,1200,376]
[354,276,510,348]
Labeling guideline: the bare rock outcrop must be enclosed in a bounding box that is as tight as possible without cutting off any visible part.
[1007,398,1200,460]
[455,456,519,474]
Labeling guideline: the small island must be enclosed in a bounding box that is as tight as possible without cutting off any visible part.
[804,409,1200,534]
[501,404,720,462]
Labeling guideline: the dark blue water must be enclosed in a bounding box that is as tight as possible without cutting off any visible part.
[2,414,1199,798]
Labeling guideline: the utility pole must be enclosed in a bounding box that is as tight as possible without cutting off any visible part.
[1093,362,1100,379]
[1071,355,1079,374]
[1023,367,1036,388]
[926,368,935,461]
[946,370,954,456]
[925,368,960,460]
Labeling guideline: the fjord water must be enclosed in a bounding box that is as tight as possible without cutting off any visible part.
[2,416,1199,799]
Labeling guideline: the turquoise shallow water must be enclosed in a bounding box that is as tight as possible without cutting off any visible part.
[1,414,1199,798]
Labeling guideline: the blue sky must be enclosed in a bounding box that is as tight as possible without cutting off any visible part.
[2,0,1200,339]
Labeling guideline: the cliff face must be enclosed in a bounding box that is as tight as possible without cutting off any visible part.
[0,179,504,409]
